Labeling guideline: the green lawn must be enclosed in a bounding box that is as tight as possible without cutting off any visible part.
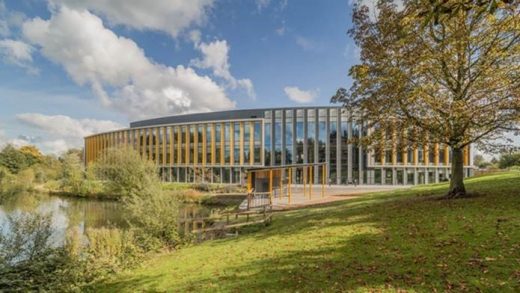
[97,172,520,292]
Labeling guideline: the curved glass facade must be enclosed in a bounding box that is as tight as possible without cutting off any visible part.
[84,106,474,185]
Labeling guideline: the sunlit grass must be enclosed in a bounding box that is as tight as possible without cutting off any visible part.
[96,171,520,292]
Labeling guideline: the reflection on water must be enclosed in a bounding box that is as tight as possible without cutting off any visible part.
[0,192,213,245]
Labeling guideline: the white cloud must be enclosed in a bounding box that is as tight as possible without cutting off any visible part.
[22,7,236,119]
[16,113,124,154]
[295,36,317,51]
[40,139,70,154]
[0,20,7,36]
[256,0,288,12]
[256,0,271,11]
[275,25,286,36]
[17,113,123,138]
[284,86,318,104]
[189,29,201,45]
[48,0,214,37]
[0,1,27,37]
[191,39,255,99]
[0,38,37,73]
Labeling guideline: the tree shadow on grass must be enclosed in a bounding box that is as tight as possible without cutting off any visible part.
[93,273,168,292]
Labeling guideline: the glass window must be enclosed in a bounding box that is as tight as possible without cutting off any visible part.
[319,108,327,117]
[234,122,240,164]
[374,169,382,184]
[385,150,392,164]
[285,118,293,164]
[418,147,424,163]
[318,117,326,163]
[329,118,338,182]
[428,145,435,164]
[224,123,230,164]
[341,113,349,180]
[307,112,316,163]
[296,115,304,164]
[181,126,187,164]
[215,124,221,164]
[264,122,271,166]
[274,118,282,165]
[189,125,195,164]
[254,121,262,165]
[407,169,415,184]
[206,124,211,164]
[385,168,393,184]
[396,170,404,184]
[197,125,203,164]
[173,127,178,163]
[244,122,251,164]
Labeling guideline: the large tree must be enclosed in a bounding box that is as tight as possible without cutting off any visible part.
[333,0,519,197]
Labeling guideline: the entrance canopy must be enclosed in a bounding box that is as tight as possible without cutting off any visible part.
[245,163,327,204]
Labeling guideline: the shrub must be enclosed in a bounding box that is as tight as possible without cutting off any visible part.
[92,147,161,198]
[0,212,146,291]
[123,192,182,250]
[498,152,520,169]
[192,182,212,192]
[0,212,74,291]
[60,152,85,194]
[0,166,35,200]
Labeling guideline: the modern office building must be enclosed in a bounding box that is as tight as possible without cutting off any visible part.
[84,106,474,185]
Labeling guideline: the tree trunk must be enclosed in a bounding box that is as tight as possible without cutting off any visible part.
[446,146,466,198]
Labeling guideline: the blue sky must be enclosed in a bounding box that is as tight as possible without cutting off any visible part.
[0,0,359,153]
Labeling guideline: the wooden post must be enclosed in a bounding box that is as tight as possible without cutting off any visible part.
[303,166,306,198]
[288,168,292,204]
[309,165,313,200]
[279,169,283,199]
[321,164,325,198]
[247,171,252,192]
[269,169,273,202]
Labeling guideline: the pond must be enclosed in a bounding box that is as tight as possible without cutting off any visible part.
[0,192,215,246]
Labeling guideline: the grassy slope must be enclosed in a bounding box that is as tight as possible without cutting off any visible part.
[97,172,520,292]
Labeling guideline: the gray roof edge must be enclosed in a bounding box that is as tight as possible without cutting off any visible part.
[129,105,342,128]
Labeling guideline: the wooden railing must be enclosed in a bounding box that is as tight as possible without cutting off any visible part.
[180,190,273,242]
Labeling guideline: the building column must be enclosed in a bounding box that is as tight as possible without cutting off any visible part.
[358,121,364,184]
[292,110,297,182]
[347,114,353,184]
[336,111,341,184]
[270,110,275,166]
[325,109,330,184]
[303,110,308,164]
[314,108,319,184]
[281,110,286,166]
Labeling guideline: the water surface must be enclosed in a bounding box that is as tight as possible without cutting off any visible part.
[0,192,213,245]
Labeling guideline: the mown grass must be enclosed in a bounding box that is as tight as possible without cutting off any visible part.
[96,171,520,292]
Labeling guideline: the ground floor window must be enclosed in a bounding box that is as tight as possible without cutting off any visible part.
[384,168,393,185]
[374,169,382,184]
[407,169,415,185]
[428,170,435,183]
[418,171,426,184]
[396,169,404,185]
